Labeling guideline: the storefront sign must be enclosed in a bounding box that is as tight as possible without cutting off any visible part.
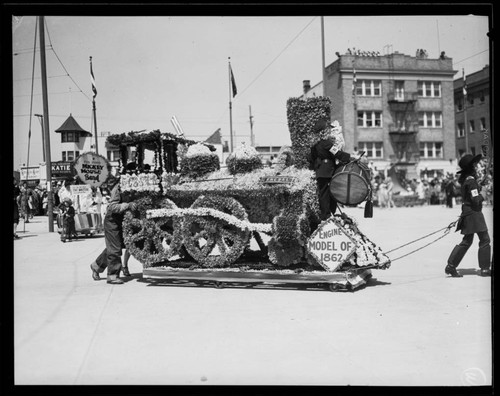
[73,152,111,188]
[20,166,40,181]
[52,161,73,174]
[307,217,357,271]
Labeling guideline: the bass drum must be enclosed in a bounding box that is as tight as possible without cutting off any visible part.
[330,161,371,206]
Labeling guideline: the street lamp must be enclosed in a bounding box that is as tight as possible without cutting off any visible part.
[34,114,45,162]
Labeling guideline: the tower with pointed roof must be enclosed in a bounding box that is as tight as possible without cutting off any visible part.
[54,114,92,162]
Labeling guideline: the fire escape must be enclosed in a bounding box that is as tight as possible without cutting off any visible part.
[386,52,419,165]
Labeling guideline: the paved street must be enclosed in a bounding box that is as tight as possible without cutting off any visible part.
[12,204,493,386]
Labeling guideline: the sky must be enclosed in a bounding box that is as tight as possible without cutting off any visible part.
[11,10,491,169]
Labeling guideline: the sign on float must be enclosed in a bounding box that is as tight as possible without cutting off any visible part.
[73,152,111,188]
[307,217,357,272]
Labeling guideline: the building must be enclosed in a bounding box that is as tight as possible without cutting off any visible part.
[302,49,459,181]
[453,65,491,158]
[54,114,92,162]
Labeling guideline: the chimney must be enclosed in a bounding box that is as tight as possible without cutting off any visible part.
[303,80,311,94]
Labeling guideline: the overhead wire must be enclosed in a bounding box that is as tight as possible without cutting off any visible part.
[44,18,92,102]
[214,16,318,127]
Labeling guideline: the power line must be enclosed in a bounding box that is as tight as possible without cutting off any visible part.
[453,49,489,65]
[13,74,69,82]
[44,19,92,102]
[214,17,317,126]
[236,17,317,98]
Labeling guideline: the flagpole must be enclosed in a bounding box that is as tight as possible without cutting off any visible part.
[462,68,468,154]
[90,56,99,154]
[321,16,326,97]
[228,57,234,153]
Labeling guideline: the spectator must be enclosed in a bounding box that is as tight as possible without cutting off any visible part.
[444,173,455,208]
[385,177,395,209]
[42,191,48,215]
[13,178,20,239]
[377,181,388,208]
[415,179,425,199]
[18,182,30,223]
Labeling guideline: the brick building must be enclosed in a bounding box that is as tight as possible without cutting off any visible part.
[302,49,459,180]
[453,65,491,158]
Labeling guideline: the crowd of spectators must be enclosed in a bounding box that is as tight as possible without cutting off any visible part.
[370,159,493,208]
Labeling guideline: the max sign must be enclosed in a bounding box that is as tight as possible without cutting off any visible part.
[307,217,357,271]
[73,152,110,188]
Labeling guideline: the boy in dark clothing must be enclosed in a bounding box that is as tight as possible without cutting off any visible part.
[446,154,491,277]
[59,197,77,242]
[309,120,355,220]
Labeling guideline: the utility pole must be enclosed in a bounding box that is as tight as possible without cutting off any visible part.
[249,105,255,146]
[39,16,54,232]
[34,114,45,162]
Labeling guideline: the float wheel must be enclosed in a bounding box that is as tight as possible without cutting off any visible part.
[182,195,251,268]
[123,198,182,266]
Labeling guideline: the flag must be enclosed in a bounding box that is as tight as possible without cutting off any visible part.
[462,69,467,97]
[90,58,97,98]
[230,64,237,97]
[352,67,357,96]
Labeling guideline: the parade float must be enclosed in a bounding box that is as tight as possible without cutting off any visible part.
[109,97,390,291]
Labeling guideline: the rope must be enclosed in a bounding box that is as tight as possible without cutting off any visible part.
[384,218,459,262]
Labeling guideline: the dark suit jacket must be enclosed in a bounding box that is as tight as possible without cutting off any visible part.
[310,139,351,178]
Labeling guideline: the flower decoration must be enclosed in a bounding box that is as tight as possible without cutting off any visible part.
[286,96,332,169]
[226,143,263,175]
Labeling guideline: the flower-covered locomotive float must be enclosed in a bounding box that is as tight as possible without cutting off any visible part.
[110,97,390,291]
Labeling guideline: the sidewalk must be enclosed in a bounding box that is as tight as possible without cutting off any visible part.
[12,206,493,386]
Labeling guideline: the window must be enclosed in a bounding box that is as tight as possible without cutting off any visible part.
[419,142,443,158]
[395,81,405,99]
[457,123,465,138]
[418,112,442,127]
[456,97,464,111]
[357,111,382,127]
[107,150,121,161]
[62,151,79,162]
[479,90,485,102]
[467,95,474,106]
[358,142,383,158]
[355,80,381,97]
[417,81,441,97]
[61,131,80,143]
[480,117,486,131]
[469,120,475,134]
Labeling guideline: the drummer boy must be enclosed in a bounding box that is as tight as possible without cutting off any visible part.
[309,120,359,220]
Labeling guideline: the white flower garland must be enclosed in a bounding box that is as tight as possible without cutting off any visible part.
[147,207,272,233]
[121,173,160,192]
